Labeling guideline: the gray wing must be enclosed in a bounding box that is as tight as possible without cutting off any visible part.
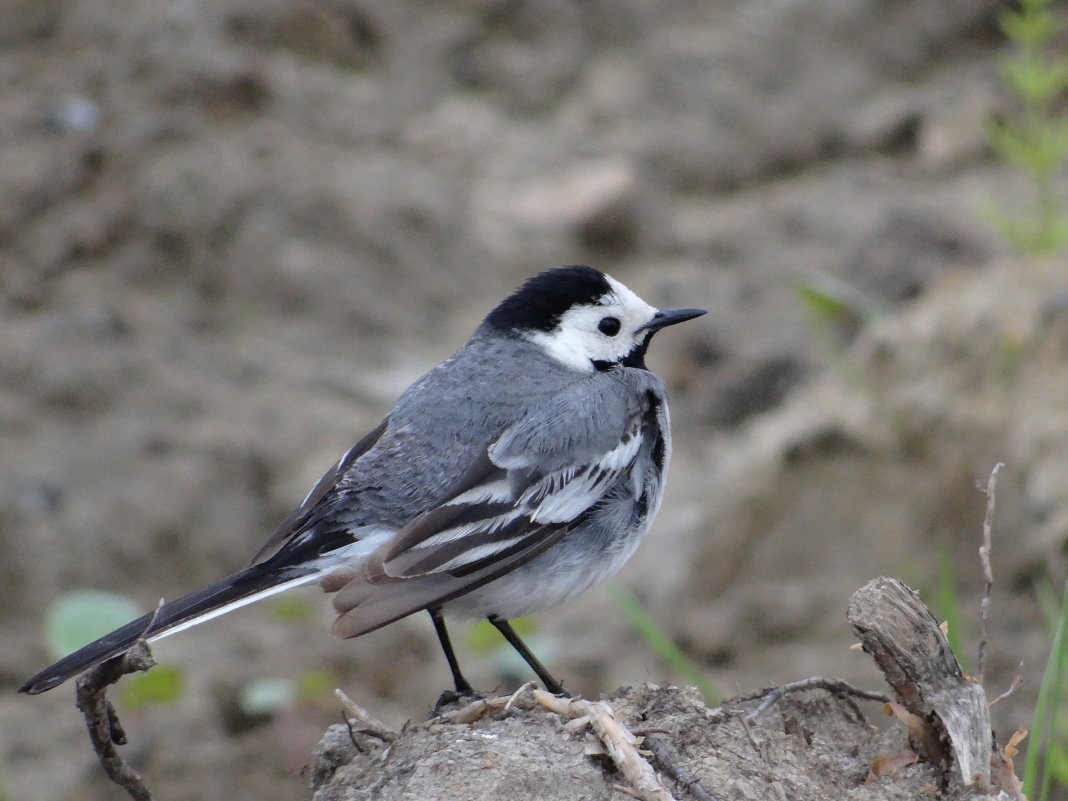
[328,367,666,636]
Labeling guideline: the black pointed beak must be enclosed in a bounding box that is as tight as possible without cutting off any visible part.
[641,307,707,333]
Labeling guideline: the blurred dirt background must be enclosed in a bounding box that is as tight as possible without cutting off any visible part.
[2,0,1067,799]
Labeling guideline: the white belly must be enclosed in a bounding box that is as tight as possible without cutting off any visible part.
[445,506,652,620]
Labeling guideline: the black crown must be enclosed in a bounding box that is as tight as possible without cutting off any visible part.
[485,266,611,334]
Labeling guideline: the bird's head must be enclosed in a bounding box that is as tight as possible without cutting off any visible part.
[485,265,705,371]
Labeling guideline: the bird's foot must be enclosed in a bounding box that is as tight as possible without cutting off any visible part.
[433,687,483,715]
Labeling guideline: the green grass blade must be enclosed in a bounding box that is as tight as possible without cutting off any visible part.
[1025,579,1068,798]
[1039,583,1068,801]
[934,541,965,669]
[609,581,722,705]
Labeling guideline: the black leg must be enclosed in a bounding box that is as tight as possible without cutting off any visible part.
[428,608,474,696]
[488,615,569,696]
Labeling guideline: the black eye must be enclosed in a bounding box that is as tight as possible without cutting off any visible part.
[598,316,621,336]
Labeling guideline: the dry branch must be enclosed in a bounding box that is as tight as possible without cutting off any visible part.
[977,462,1003,684]
[639,733,721,801]
[74,640,157,801]
[532,689,678,801]
[736,676,889,723]
[335,688,397,741]
[848,577,993,790]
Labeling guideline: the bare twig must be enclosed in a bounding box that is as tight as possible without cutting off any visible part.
[532,689,677,801]
[989,664,1025,708]
[977,462,1004,684]
[505,680,538,710]
[736,677,889,723]
[436,696,494,724]
[74,640,157,801]
[641,733,722,801]
[335,688,397,741]
[737,715,763,757]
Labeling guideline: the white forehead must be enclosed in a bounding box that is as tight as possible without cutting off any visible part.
[525,274,659,371]
[604,275,655,315]
[559,274,657,328]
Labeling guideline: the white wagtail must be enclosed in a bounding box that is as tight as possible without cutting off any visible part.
[20,265,704,698]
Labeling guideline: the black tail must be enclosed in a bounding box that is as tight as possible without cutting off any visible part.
[18,565,317,695]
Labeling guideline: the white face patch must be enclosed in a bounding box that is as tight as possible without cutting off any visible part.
[526,274,659,371]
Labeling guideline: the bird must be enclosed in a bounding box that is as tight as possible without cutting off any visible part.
[20,265,705,700]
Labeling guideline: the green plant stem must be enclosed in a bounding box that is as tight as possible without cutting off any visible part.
[608,581,722,705]
[987,0,1068,254]
[1025,580,1068,799]
[935,541,965,668]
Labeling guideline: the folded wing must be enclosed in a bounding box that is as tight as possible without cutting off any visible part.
[328,368,665,636]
